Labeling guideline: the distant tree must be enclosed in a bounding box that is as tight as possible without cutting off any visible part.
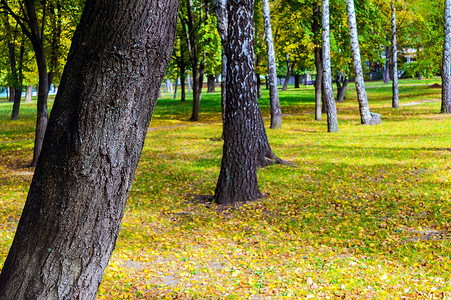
[391,0,399,108]
[312,1,323,121]
[0,0,179,298]
[442,0,451,113]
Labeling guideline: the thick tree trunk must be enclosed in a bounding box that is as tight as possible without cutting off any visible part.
[207,74,216,92]
[313,1,322,121]
[0,0,178,298]
[262,0,282,129]
[294,74,300,88]
[214,0,261,205]
[322,0,338,132]
[391,0,399,109]
[25,85,33,103]
[442,0,451,113]
[282,53,292,91]
[346,0,377,125]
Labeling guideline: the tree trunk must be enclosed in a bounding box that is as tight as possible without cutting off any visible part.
[313,1,322,121]
[214,0,261,204]
[180,73,186,102]
[214,0,228,125]
[294,74,300,88]
[336,73,348,103]
[25,85,33,103]
[346,0,376,125]
[391,0,399,109]
[282,53,292,91]
[0,0,178,298]
[322,0,338,132]
[173,73,179,100]
[262,0,282,128]
[442,0,451,113]
[8,87,15,103]
[256,55,262,99]
[383,46,390,84]
[207,74,216,92]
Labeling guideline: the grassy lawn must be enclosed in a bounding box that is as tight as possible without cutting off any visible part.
[0,78,450,299]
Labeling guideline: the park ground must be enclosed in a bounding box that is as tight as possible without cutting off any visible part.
[0,78,450,299]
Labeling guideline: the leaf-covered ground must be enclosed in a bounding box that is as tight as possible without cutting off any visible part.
[0,79,450,299]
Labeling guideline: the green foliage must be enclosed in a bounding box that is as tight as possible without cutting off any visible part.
[1,80,450,298]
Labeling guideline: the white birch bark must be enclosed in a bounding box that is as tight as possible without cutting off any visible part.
[346,0,375,125]
[322,0,338,132]
[391,0,399,108]
[262,0,282,129]
[442,0,451,113]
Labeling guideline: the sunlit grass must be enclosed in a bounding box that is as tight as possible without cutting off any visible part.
[0,79,450,298]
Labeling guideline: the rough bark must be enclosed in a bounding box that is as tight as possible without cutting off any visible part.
[282,53,292,91]
[262,0,282,129]
[391,0,399,109]
[25,85,33,103]
[0,0,178,298]
[346,0,376,125]
[312,1,322,121]
[442,0,451,113]
[214,0,262,204]
[322,0,338,132]
[207,74,216,92]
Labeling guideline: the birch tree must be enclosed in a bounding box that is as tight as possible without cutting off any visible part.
[322,0,338,132]
[391,0,399,108]
[346,0,379,125]
[262,0,282,129]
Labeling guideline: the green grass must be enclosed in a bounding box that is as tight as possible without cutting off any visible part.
[0,79,450,299]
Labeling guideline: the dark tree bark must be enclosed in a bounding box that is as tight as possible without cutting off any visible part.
[0,0,178,298]
[322,0,338,132]
[442,0,451,113]
[180,72,186,101]
[282,53,292,91]
[312,1,322,121]
[256,54,262,99]
[294,74,300,88]
[180,0,208,121]
[173,73,179,99]
[8,87,15,103]
[336,73,348,103]
[214,0,262,204]
[262,0,282,128]
[207,74,216,92]
[383,46,390,84]
[11,41,25,121]
[391,0,399,108]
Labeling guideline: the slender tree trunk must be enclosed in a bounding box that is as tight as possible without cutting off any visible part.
[322,0,338,132]
[25,85,33,103]
[173,73,179,100]
[207,74,216,92]
[256,55,262,99]
[312,1,322,121]
[8,87,15,103]
[391,0,399,108]
[0,0,178,298]
[442,0,451,113]
[214,0,261,204]
[346,0,376,125]
[383,46,390,84]
[180,73,186,101]
[262,0,281,128]
[336,73,348,103]
[187,73,192,92]
[215,0,228,124]
[282,53,292,91]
